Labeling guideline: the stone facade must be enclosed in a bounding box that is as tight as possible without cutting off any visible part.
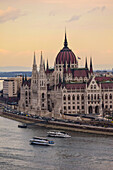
[19,33,113,117]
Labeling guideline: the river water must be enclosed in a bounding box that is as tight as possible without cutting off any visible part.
[0,116,113,170]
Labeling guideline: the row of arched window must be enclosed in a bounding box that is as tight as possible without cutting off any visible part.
[90,85,96,89]
[25,91,31,96]
[88,93,113,100]
[103,94,112,100]
[88,94,100,100]
[63,94,84,101]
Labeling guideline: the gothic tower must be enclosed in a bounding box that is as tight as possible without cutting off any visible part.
[38,52,47,111]
[31,52,38,110]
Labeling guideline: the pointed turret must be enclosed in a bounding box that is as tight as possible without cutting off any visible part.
[33,51,36,65]
[90,57,93,73]
[85,57,88,69]
[32,51,37,71]
[39,51,45,72]
[64,29,68,48]
[25,74,27,81]
[46,59,49,70]
[22,75,24,85]
[40,51,43,65]
[43,59,45,70]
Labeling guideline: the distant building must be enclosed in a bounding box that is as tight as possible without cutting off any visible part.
[3,79,17,98]
[19,32,113,118]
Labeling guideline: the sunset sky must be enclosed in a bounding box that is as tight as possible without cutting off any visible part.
[0,0,113,71]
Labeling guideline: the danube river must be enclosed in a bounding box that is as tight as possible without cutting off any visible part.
[0,117,113,170]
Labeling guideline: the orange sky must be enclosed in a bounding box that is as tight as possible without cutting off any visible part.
[0,0,113,70]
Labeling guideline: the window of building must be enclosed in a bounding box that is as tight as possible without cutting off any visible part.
[105,94,108,100]
[72,95,75,100]
[77,106,79,110]
[88,94,90,100]
[77,95,79,100]
[42,93,44,99]
[97,94,100,100]
[110,94,112,100]
[94,94,96,100]
[68,106,71,110]
[110,105,112,109]
[94,85,96,89]
[64,106,66,110]
[91,85,93,89]
[68,95,71,100]
[73,106,75,110]
[81,94,84,100]
[63,95,66,100]
[25,91,27,96]
[105,105,108,109]
[42,103,44,107]
[91,94,93,100]
[82,106,84,110]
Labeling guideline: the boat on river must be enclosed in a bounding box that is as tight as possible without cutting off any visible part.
[47,131,71,138]
[18,124,27,128]
[29,137,55,146]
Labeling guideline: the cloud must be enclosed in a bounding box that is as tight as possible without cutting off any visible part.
[87,6,106,13]
[0,7,26,23]
[66,15,82,22]
[67,6,106,22]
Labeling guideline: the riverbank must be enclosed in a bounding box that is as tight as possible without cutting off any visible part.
[1,111,113,136]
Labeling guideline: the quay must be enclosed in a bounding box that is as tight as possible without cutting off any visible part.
[1,110,113,136]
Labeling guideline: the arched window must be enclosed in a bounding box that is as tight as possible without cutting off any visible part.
[102,95,103,100]
[88,94,90,100]
[97,94,100,100]
[94,94,96,100]
[63,95,66,100]
[72,95,75,100]
[91,94,93,100]
[77,95,79,100]
[105,94,108,100]
[94,85,96,89]
[42,93,44,99]
[110,94,112,100]
[91,85,93,89]
[81,94,84,100]
[68,95,71,100]
[25,91,27,96]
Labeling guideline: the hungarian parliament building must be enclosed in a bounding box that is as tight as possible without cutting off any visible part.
[19,33,113,117]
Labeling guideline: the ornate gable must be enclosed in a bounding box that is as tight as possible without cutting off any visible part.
[87,76,100,90]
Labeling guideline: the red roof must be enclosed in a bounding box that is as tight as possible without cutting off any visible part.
[64,83,86,89]
[56,47,77,65]
[73,68,89,78]
[95,77,112,82]
[101,82,113,89]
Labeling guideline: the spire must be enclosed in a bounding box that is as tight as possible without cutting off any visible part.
[25,74,27,81]
[22,74,24,85]
[33,51,36,65]
[90,57,93,73]
[46,59,49,70]
[40,51,43,65]
[64,29,68,48]
[85,57,88,69]
[43,59,45,70]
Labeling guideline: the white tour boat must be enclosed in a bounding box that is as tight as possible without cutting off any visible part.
[29,137,54,146]
[47,131,71,138]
